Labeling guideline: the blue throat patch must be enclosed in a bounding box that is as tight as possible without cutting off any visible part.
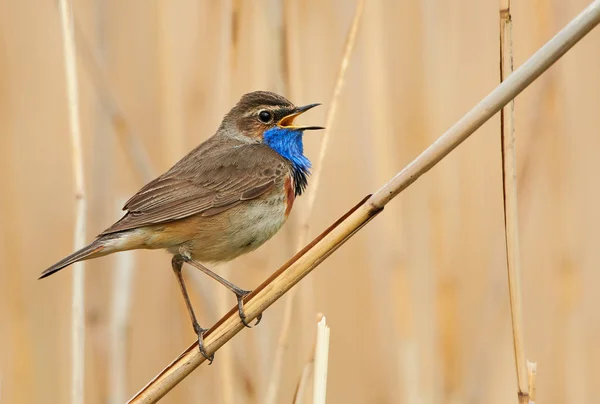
[263,127,311,196]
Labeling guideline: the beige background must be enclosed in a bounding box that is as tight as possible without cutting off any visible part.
[1,0,599,403]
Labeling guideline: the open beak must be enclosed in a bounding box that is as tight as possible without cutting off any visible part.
[277,103,325,131]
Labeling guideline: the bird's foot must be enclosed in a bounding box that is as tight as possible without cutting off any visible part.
[235,289,263,328]
[193,322,214,364]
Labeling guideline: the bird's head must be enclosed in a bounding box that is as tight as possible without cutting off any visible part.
[221,91,323,170]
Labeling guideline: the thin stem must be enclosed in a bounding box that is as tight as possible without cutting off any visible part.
[500,3,532,403]
[312,316,331,404]
[265,1,365,402]
[304,0,365,216]
[57,0,86,403]
[127,3,600,402]
[528,361,537,402]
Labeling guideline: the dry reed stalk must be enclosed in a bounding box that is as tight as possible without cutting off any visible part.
[499,2,532,403]
[304,0,365,216]
[282,0,303,101]
[265,1,364,402]
[312,316,331,404]
[527,361,537,402]
[57,0,87,403]
[127,3,600,402]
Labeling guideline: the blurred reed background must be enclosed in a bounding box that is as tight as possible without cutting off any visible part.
[1,0,600,403]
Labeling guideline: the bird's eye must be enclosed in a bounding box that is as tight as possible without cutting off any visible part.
[258,110,273,123]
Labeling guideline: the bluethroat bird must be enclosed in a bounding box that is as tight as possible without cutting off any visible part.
[41,91,324,362]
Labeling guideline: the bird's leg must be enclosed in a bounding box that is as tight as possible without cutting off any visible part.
[171,255,214,363]
[181,256,262,328]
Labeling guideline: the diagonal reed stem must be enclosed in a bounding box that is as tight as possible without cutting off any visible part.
[57,0,87,403]
[128,2,600,402]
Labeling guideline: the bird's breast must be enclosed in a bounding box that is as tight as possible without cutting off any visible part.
[172,174,294,262]
[215,181,290,259]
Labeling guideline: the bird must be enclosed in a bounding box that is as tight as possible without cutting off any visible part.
[40,91,324,362]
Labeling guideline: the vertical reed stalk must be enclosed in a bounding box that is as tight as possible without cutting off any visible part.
[499,2,534,402]
[312,316,330,404]
[528,361,537,401]
[264,2,364,402]
[58,0,86,403]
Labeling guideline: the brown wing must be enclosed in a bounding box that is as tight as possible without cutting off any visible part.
[100,142,288,235]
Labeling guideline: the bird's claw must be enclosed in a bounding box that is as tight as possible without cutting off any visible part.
[193,323,214,364]
[199,340,214,364]
[236,290,262,328]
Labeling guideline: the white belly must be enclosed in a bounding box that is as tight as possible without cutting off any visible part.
[226,193,288,254]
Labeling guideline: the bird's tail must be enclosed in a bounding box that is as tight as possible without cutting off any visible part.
[39,240,107,279]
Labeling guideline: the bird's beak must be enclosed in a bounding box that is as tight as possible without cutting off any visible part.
[277,103,325,131]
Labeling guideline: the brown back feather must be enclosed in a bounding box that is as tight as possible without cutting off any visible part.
[100,136,289,235]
